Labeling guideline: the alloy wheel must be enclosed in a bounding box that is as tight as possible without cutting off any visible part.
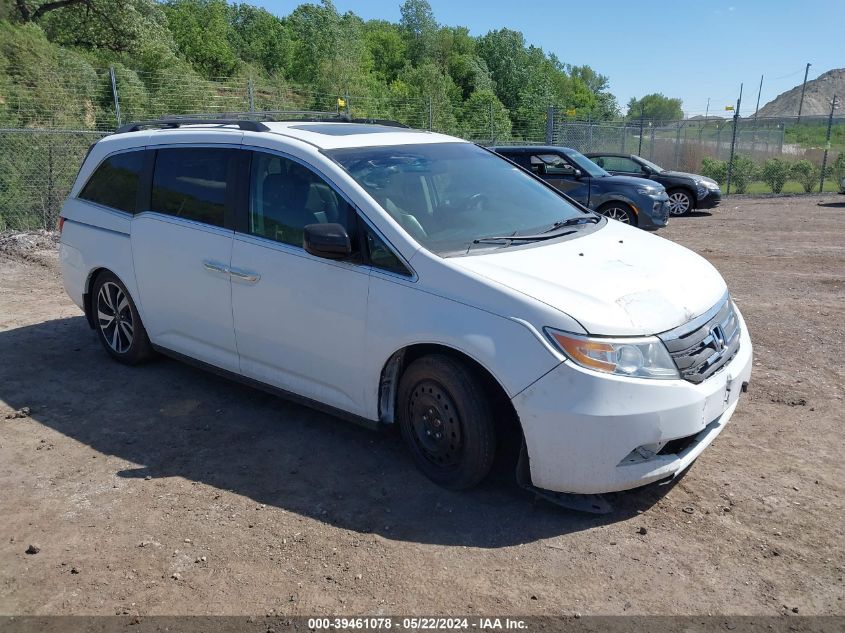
[668,192,691,215]
[97,281,134,354]
[601,206,631,223]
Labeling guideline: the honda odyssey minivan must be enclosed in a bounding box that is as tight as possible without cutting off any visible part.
[58,117,752,499]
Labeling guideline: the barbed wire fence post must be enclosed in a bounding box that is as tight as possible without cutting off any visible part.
[109,66,121,129]
[247,77,255,113]
[725,83,743,195]
[819,94,840,192]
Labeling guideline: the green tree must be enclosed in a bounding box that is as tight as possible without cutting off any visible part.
[700,157,728,185]
[163,0,240,78]
[399,0,437,65]
[458,88,511,142]
[728,154,757,194]
[760,158,791,193]
[791,159,820,193]
[227,3,290,75]
[364,20,406,83]
[627,93,683,124]
[286,0,341,84]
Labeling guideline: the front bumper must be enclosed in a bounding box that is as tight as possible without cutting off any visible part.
[512,308,752,494]
[635,194,670,229]
[697,188,722,209]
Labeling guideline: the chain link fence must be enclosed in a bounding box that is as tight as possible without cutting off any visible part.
[2,67,844,230]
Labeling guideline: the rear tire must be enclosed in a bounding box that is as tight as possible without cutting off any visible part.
[91,271,154,365]
[667,189,693,216]
[596,201,636,225]
[397,355,496,490]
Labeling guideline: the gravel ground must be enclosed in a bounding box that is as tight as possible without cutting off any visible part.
[0,195,843,616]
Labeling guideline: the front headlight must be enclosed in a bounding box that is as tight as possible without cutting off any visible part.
[545,328,679,379]
[636,187,662,196]
[699,179,720,190]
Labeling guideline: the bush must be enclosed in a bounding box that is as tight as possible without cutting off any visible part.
[761,158,791,193]
[727,154,757,194]
[791,160,820,193]
[700,157,727,185]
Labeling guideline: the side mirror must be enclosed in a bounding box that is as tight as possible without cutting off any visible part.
[303,223,352,260]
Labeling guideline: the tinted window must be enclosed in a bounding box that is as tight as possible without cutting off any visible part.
[248,152,355,248]
[597,156,642,173]
[327,143,586,256]
[151,148,236,227]
[365,225,410,276]
[531,153,577,176]
[79,151,144,213]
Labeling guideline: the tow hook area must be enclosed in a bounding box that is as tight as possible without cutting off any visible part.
[515,440,613,514]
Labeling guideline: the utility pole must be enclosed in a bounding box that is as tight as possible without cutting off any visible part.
[754,75,763,120]
[819,94,840,192]
[797,62,811,123]
[725,83,743,195]
[704,97,710,123]
[637,103,645,156]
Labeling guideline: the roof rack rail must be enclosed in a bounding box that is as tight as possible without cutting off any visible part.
[115,111,411,135]
[165,110,410,128]
[115,118,270,134]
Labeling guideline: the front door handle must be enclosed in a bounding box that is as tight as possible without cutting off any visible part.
[203,260,230,275]
[229,266,261,284]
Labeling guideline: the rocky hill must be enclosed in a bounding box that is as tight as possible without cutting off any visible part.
[757,68,844,118]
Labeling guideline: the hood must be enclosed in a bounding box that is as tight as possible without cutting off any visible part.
[452,220,727,336]
[598,174,665,190]
[659,170,706,182]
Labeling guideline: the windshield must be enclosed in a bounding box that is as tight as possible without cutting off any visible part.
[638,157,665,173]
[326,142,588,256]
[564,149,609,178]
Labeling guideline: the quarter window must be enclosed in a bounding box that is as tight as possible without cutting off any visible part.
[597,156,641,173]
[248,152,355,248]
[365,225,410,276]
[79,151,145,213]
[150,147,237,227]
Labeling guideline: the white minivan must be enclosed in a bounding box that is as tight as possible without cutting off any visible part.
[59,118,752,500]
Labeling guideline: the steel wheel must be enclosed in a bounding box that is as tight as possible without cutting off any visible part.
[600,205,632,223]
[407,379,463,469]
[667,191,692,215]
[96,281,134,354]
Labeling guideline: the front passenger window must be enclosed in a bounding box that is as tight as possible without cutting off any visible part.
[249,152,355,248]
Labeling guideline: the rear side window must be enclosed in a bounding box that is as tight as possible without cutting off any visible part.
[79,151,145,213]
[151,148,237,227]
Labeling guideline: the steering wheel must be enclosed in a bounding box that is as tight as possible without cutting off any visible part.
[465,192,488,211]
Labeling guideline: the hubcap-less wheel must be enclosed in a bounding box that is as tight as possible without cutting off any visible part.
[600,206,631,224]
[668,191,691,215]
[408,379,463,468]
[97,281,134,354]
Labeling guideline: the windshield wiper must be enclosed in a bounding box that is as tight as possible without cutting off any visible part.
[472,231,572,245]
[539,216,600,233]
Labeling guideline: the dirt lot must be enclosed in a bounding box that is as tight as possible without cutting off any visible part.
[1,195,844,617]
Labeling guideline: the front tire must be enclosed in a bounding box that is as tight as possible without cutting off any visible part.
[667,189,693,215]
[91,271,154,365]
[596,201,636,225]
[397,355,496,490]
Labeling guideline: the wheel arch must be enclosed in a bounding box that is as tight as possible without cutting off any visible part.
[82,267,131,330]
[378,343,521,437]
[595,198,638,226]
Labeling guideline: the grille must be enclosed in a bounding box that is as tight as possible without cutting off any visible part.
[658,295,741,384]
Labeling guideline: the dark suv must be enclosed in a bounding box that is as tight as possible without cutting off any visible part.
[493,146,670,229]
[585,153,721,216]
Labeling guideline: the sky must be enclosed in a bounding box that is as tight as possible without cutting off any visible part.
[250,0,845,118]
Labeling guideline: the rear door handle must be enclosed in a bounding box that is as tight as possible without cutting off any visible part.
[203,260,230,275]
[229,266,261,284]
